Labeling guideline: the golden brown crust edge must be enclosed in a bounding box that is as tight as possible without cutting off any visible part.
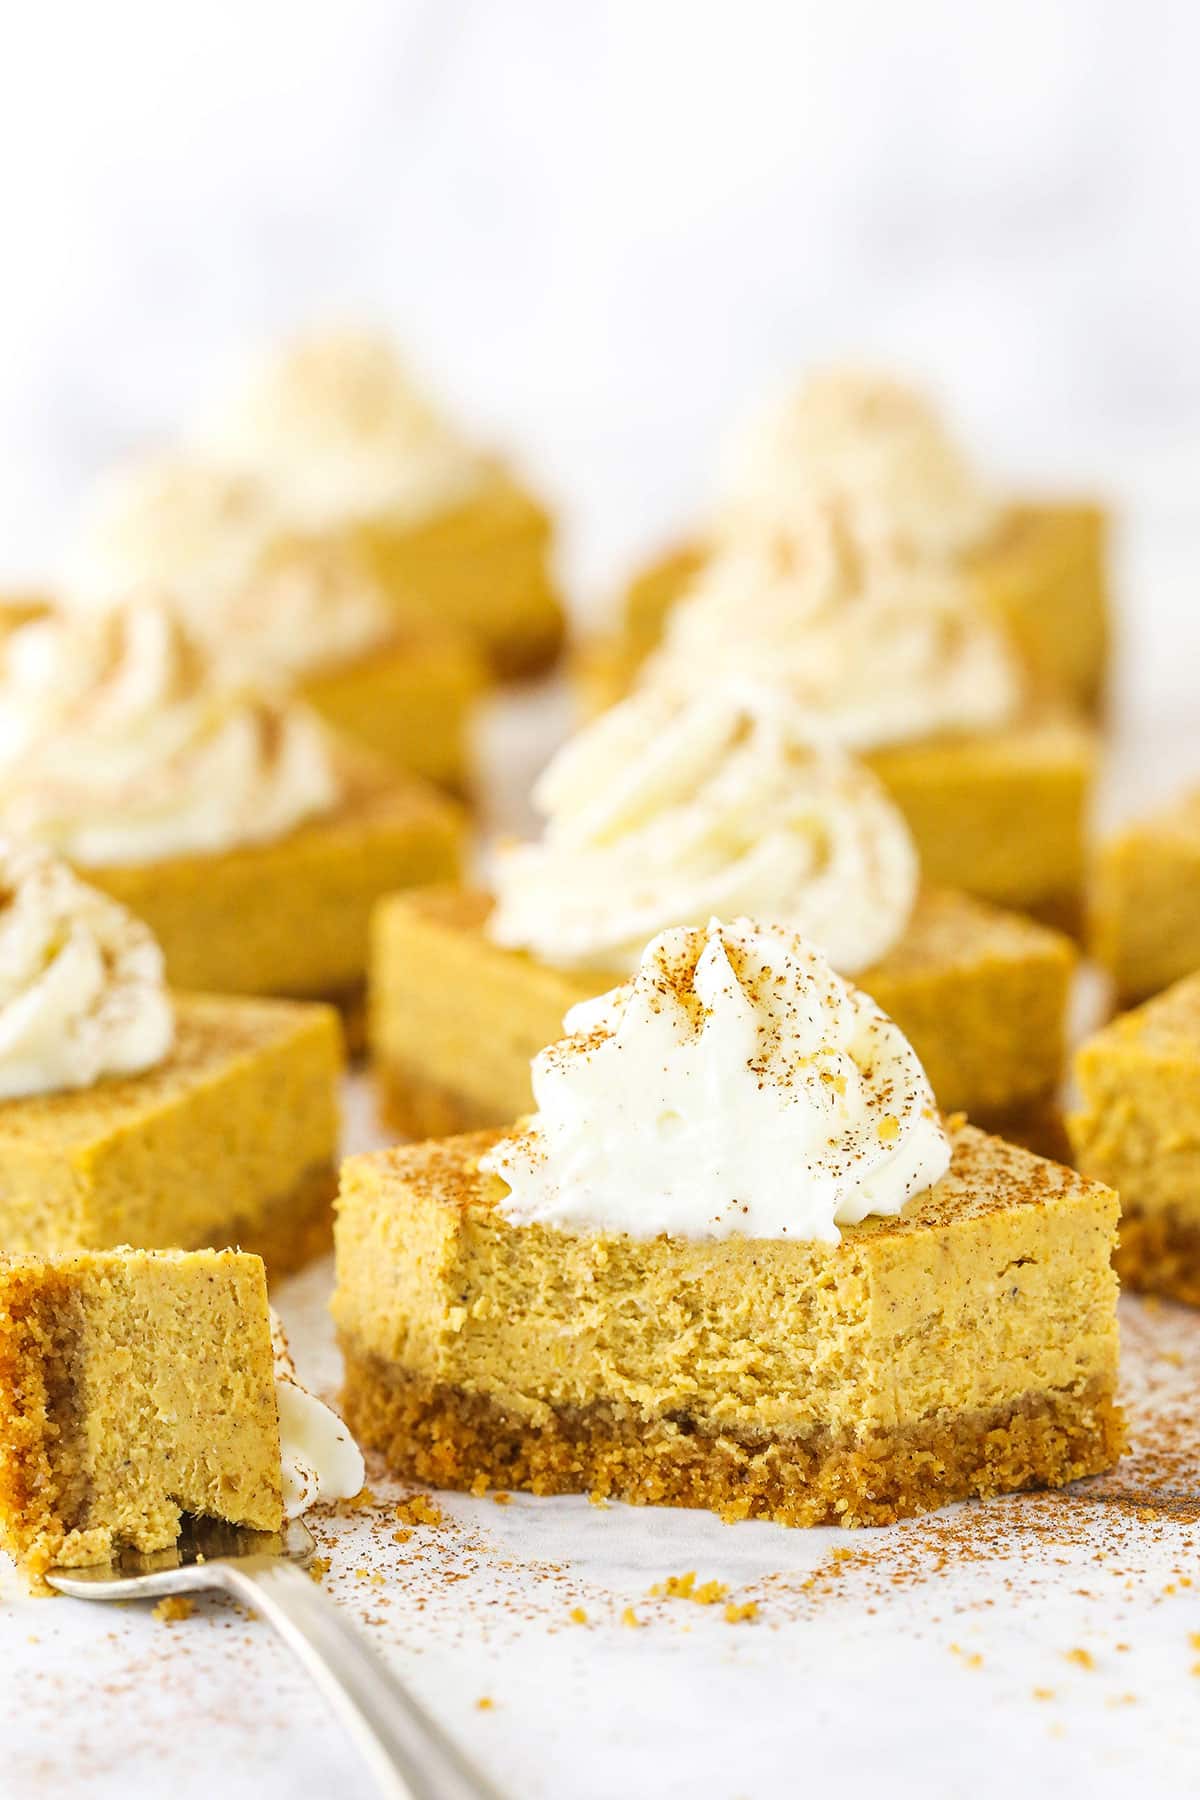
[0,1267,68,1583]
[340,1347,1125,1529]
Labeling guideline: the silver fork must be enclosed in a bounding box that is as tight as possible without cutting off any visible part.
[47,1515,506,1800]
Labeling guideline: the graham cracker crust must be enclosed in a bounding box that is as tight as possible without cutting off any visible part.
[376,1059,1069,1163]
[1115,1213,1200,1309]
[222,1161,337,1277]
[340,1347,1124,1528]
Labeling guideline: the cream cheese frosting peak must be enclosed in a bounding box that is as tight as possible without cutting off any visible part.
[488,682,918,975]
[719,366,1001,559]
[199,328,485,529]
[0,598,340,865]
[0,837,174,1099]
[481,917,951,1242]
[646,511,1023,750]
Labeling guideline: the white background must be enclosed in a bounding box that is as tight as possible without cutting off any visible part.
[3,0,1200,599]
[3,7,1200,1796]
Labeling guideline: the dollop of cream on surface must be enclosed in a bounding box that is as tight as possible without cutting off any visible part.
[646,510,1023,750]
[199,327,485,529]
[0,598,340,865]
[481,916,951,1243]
[0,837,174,1099]
[488,682,917,975]
[718,366,1001,559]
[270,1312,365,1518]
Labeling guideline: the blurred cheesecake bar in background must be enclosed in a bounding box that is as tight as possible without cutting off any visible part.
[587,505,1094,928]
[1090,786,1200,1004]
[0,840,341,1273]
[61,457,485,792]
[0,1247,362,1586]
[340,920,1122,1528]
[584,366,1109,717]
[0,597,463,1017]
[371,684,1077,1152]
[1069,972,1200,1308]
[196,328,565,678]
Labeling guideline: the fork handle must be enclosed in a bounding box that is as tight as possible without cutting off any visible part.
[214,1554,505,1800]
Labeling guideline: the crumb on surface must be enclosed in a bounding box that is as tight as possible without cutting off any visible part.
[724,1601,758,1625]
[1065,1647,1095,1670]
[648,1571,729,1605]
[395,1494,444,1528]
[152,1595,195,1625]
[568,1606,588,1625]
[621,1606,641,1629]
[950,1642,983,1668]
[475,1697,494,1711]
[307,1556,331,1583]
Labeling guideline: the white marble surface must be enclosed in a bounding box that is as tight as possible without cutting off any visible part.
[3,1082,1200,1800]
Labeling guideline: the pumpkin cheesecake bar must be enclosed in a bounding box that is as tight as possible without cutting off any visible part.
[1090,786,1200,1004]
[372,885,1074,1150]
[585,369,1108,717]
[338,920,1122,1526]
[0,838,342,1271]
[198,328,564,678]
[61,460,487,791]
[596,504,1094,928]
[371,686,1076,1147]
[0,1247,362,1585]
[1069,973,1200,1306]
[0,598,464,1010]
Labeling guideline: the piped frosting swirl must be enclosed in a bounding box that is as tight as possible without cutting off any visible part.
[645,507,1023,750]
[718,366,1001,559]
[199,328,485,528]
[481,916,951,1242]
[0,837,174,1099]
[489,682,918,975]
[0,598,340,865]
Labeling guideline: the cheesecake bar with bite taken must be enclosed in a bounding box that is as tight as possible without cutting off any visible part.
[0,1246,362,1586]
[371,684,1076,1151]
[339,918,1123,1527]
[197,328,564,678]
[0,838,341,1272]
[1069,972,1200,1306]
[586,367,1108,719]
[0,597,462,1016]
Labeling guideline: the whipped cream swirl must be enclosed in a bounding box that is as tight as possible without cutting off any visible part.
[719,367,1001,559]
[217,538,397,685]
[62,456,284,631]
[646,511,1023,750]
[271,1312,365,1517]
[0,598,340,865]
[200,328,485,529]
[481,917,951,1242]
[489,683,917,975]
[0,837,174,1099]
